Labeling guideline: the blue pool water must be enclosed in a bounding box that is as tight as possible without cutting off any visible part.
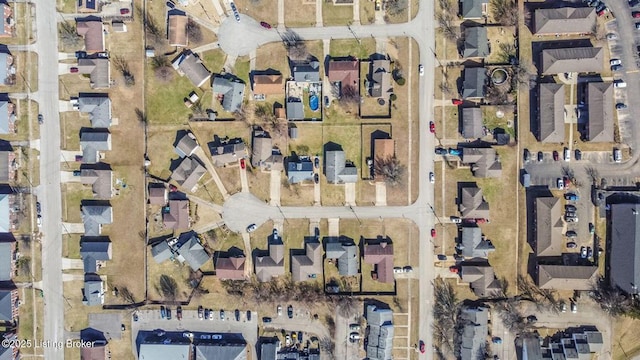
[309,95,319,111]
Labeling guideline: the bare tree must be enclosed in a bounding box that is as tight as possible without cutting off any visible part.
[186,18,203,44]
[512,60,537,90]
[60,21,82,48]
[490,0,518,26]
[282,30,308,60]
[339,84,360,105]
[374,155,405,186]
[155,66,174,82]
[137,5,164,46]
[497,42,516,64]
[386,0,408,16]
[158,274,178,301]
[589,276,632,316]
[433,278,458,356]
[119,286,137,304]
[485,85,509,105]
[319,337,336,359]
[113,55,135,86]
[585,167,600,184]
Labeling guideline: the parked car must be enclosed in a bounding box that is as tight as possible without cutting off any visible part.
[277,305,282,316]
[435,147,447,155]
[262,317,272,323]
[38,114,43,125]
[492,337,503,344]
[614,79,627,88]
[523,149,531,162]
[448,148,462,156]
[429,172,435,184]
[527,315,538,323]
[234,309,240,321]
[565,193,579,201]
[451,98,463,105]
[75,51,87,59]
[616,103,628,110]
[437,254,447,261]
[537,151,544,162]
[120,8,130,15]
[633,11,640,18]
[73,170,81,176]
[610,59,622,66]
[36,202,41,214]
[70,67,79,73]
[429,121,435,133]
[571,301,577,313]
[431,228,436,238]
[563,176,571,187]
[419,340,426,353]
[160,306,166,319]
[611,64,623,71]
[589,223,595,234]
[606,33,618,40]
[565,230,577,238]
[208,309,214,320]
[166,308,171,320]
[450,216,462,223]
[298,331,303,342]
[220,309,225,321]
[567,242,577,249]
[198,306,204,319]
[260,21,272,29]
[177,306,183,320]
[314,157,320,168]
[574,149,582,160]
[418,64,424,76]
[314,173,319,184]
[566,216,579,223]
[553,150,559,161]
[557,178,564,190]
[614,148,622,163]
[560,302,567,312]
[563,147,570,161]
[403,266,413,273]
[246,224,257,233]
[565,205,577,212]
[240,158,246,169]
[246,311,251,321]
[587,247,593,258]
[287,305,293,319]
[393,267,403,274]
[349,332,361,341]
[581,246,588,258]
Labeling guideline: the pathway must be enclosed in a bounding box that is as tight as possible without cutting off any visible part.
[277,0,285,28]
[327,218,339,237]
[188,194,224,213]
[315,0,323,27]
[193,148,230,200]
[352,0,360,25]
[241,233,253,277]
[239,163,249,193]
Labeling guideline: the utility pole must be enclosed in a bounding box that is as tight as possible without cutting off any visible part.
[346,25,361,44]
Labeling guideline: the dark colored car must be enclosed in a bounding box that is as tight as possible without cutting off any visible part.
[260,21,272,29]
[70,67,79,73]
[36,202,41,214]
[166,308,172,320]
[553,150,559,161]
[287,305,293,319]
[198,306,204,319]
[527,315,538,322]
[567,242,577,248]
[204,308,210,319]
[160,306,166,319]
[262,317,272,323]
[537,151,544,162]
[611,64,623,71]
[565,230,577,238]
[120,8,130,15]
[246,311,251,321]
[523,149,531,162]
[314,157,320,168]
[565,204,577,212]
[431,228,436,238]
[574,149,582,160]
[435,147,447,155]
[177,306,183,320]
[220,309,225,320]
[419,340,426,353]
[38,114,43,124]
[616,103,628,110]
[437,254,448,261]
[75,51,87,59]
[314,173,319,184]
[298,331,303,342]
[234,309,240,321]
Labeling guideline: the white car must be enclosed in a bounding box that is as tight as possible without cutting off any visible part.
[419,64,424,76]
[450,216,462,223]
[429,172,435,183]
[610,59,622,66]
[563,147,570,161]
[614,148,622,162]
[571,302,577,313]
[614,80,627,88]
[246,224,257,233]
[557,178,564,190]
[37,215,42,228]
[393,267,403,274]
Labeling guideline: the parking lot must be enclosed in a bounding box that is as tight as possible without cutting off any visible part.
[130,308,258,357]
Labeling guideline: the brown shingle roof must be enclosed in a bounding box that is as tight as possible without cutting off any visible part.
[216,256,246,280]
[168,14,188,47]
[81,343,106,360]
[252,74,284,96]
[586,82,613,142]
[538,83,565,143]
[535,197,563,257]
[328,60,359,88]
[363,240,394,283]
[541,47,603,75]
[163,199,189,230]
[459,186,490,219]
[76,21,104,53]
[148,184,167,205]
[537,265,598,290]
[534,7,595,35]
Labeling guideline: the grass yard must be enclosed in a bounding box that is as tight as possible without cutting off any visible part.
[61,183,95,223]
[434,105,459,140]
[329,38,376,59]
[284,0,317,27]
[434,29,460,62]
[320,181,345,206]
[18,288,44,357]
[5,3,34,45]
[613,317,640,360]
[482,105,516,137]
[234,0,279,25]
[63,280,91,331]
[247,167,272,203]
[146,128,185,179]
[322,124,362,170]
[4,98,39,142]
[234,56,251,85]
[280,177,315,206]
[146,66,203,125]
[256,42,289,75]
[63,234,81,259]
[385,0,419,23]
[216,166,242,195]
[360,1,376,24]
[322,3,353,26]
[201,49,227,74]
[433,65,462,100]
[486,26,517,65]
[288,123,324,156]
[56,0,76,13]
[146,250,194,302]
[0,52,38,93]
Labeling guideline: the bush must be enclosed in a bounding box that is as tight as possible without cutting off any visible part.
[396,77,406,86]
[389,93,397,101]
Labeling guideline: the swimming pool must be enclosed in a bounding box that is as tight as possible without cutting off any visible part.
[309,95,319,112]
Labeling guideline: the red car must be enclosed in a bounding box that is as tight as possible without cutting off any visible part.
[120,8,130,15]
[70,67,78,73]
[633,11,640,18]
[451,99,463,105]
[240,158,246,169]
[563,176,570,187]
[553,150,559,161]
[429,121,435,133]
[419,340,425,354]
[260,21,272,29]
[430,228,436,238]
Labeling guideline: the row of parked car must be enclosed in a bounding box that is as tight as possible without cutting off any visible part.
[159,306,251,322]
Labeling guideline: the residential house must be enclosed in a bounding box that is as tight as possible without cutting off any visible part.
[325,150,357,184]
[286,98,304,120]
[325,237,358,276]
[0,288,17,324]
[0,2,11,38]
[0,193,12,233]
[459,307,489,360]
[138,338,191,360]
[0,235,15,281]
[78,0,101,12]
[0,334,19,360]
[534,7,596,35]
[259,338,279,360]
[80,238,112,273]
[172,50,212,87]
[540,47,604,75]
[255,231,285,282]
[251,129,283,171]
[534,197,563,257]
[291,236,323,282]
[175,131,199,158]
[538,83,565,143]
[0,51,15,86]
[373,138,395,182]
[151,240,173,264]
[210,138,248,167]
[292,60,320,82]
[363,238,394,283]
[252,74,284,97]
[78,94,112,128]
[174,232,210,271]
[328,59,359,95]
[77,58,110,89]
[82,274,104,306]
[461,107,483,139]
[609,202,640,294]
[81,342,107,360]
[461,0,488,19]
[171,156,206,191]
[167,13,188,47]
[462,67,487,99]
[521,327,604,359]
[215,254,246,280]
[459,227,495,258]
[586,82,613,142]
[463,27,489,58]
[286,157,314,183]
[0,149,10,183]
[459,259,501,297]
[163,199,190,230]
[536,264,598,290]
[459,185,490,219]
[366,305,394,360]
[148,183,168,205]
[194,342,247,360]
[461,147,502,178]
[76,20,105,53]
[81,202,112,237]
[212,75,245,113]
[80,130,111,164]
[81,165,113,199]
[368,59,393,100]
[0,100,15,134]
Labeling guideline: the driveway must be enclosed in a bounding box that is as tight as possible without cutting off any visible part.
[375,182,387,206]
[239,163,249,193]
[269,169,280,206]
[344,183,356,206]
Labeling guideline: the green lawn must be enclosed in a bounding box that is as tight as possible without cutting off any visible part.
[201,49,227,74]
[234,57,251,85]
[146,66,203,125]
[63,234,81,259]
[288,123,324,156]
[329,39,376,59]
[322,124,362,171]
[360,1,376,24]
[322,3,353,26]
[62,184,95,223]
[56,0,75,13]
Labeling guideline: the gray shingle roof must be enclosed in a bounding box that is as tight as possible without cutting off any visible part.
[461,147,502,178]
[541,47,603,75]
[80,130,111,164]
[77,58,110,89]
[0,289,14,321]
[81,166,113,199]
[80,238,112,273]
[586,82,613,142]
[535,197,563,257]
[366,305,394,360]
[82,276,104,306]
[252,130,283,170]
[0,194,8,233]
[81,203,112,237]
[151,240,173,263]
[463,27,489,58]
[462,68,487,99]
[459,307,489,360]
[195,343,247,360]
[291,237,323,281]
[210,139,248,167]
[461,107,483,139]
[175,132,199,158]
[287,158,314,183]
[0,240,13,281]
[538,83,565,143]
[0,101,14,134]
[176,233,210,271]
[459,186,489,219]
[369,59,392,98]
[0,52,11,85]
[325,239,358,276]
[460,259,501,297]
[461,0,488,19]
[537,265,598,290]
[171,156,206,191]
[610,203,640,294]
[139,342,191,360]
[172,50,212,87]
[212,76,245,112]
[325,150,358,184]
[78,94,112,128]
[292,61,320,82]
[286,100,304,120]
[534,7,596,35]
[460,227,495,258]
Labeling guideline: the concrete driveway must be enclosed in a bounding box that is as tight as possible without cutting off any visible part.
[269,169,280,206]
[345,183,356,206]
[375,182,387,206]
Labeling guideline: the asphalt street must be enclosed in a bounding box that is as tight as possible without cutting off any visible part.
[35,2,65,359]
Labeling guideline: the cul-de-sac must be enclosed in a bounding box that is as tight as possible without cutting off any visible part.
[0,0,638,359]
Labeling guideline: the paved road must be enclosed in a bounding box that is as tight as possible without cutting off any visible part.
[35,1,65,359]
